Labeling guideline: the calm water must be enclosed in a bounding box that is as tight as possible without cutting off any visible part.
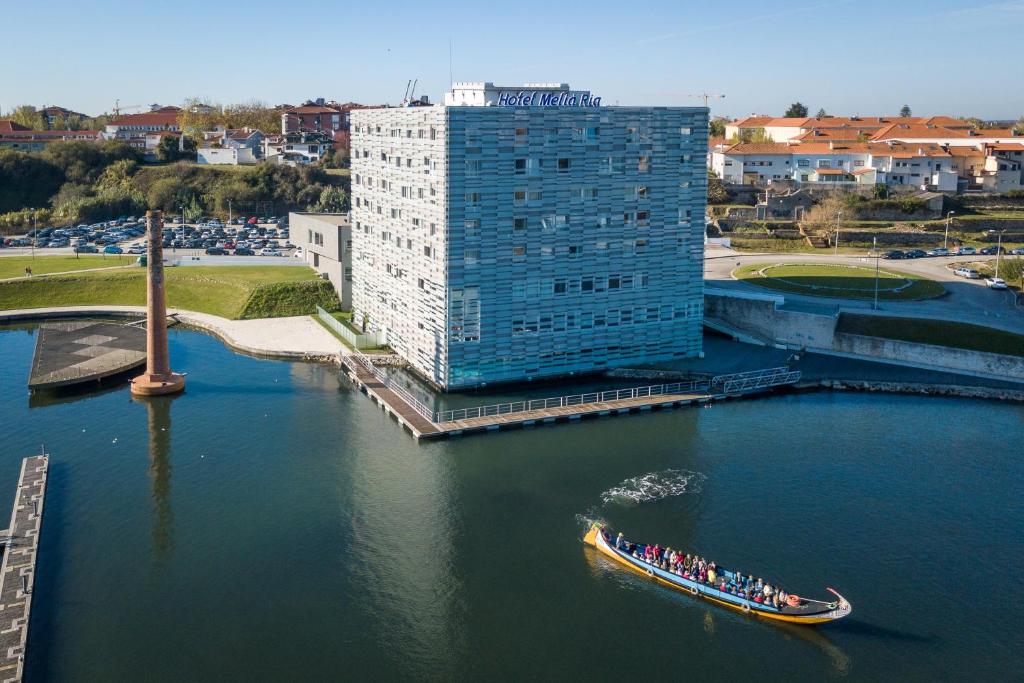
[1,324,1021,681]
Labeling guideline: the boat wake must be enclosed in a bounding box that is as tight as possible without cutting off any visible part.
[600,469,706,506]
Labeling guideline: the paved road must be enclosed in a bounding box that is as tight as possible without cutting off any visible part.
[705,246,1024,334]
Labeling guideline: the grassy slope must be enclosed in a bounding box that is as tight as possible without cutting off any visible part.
[734,262,946,300]
[0,265,337,319]
[0,255,134,279]
[838,314,1024,358]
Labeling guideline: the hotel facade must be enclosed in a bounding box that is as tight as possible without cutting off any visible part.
[350,83,708,389]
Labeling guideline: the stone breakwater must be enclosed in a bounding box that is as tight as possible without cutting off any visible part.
[812,379,1024,402]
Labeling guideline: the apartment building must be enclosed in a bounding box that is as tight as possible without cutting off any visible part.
[291,212,352,308]
[350,82,708,390]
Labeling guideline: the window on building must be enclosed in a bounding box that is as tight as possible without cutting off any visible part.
[464,248,479,265]
[465,219,480,237]
[568,245,582,258]
[638,156,650,172]
[466,160,481,175]
[515,158,527,174]
[512,245,526,260]
[557,158,571,171]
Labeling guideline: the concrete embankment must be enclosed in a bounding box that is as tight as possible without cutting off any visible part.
[704,289,1024,384]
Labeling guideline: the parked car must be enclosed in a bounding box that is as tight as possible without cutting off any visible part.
[953,246,976,255]
[926,248,949,257]
[205,247,228,255]
[74,245,99,253]
[954,267,981,279]
[1010,247,1024,255]
[233,247,255,256]
[103,245,123,254]
[260,248,282,256]
[127,245,146,254]
[985,277,1008,290]
[979,246,1006,255]
[882,250,905,260]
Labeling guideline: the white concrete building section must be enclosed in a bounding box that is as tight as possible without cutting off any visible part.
[197,147,257,165]
[290,212,352,309]
[351,83,708,390]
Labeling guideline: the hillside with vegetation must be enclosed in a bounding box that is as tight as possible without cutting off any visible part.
[0,140,350,233]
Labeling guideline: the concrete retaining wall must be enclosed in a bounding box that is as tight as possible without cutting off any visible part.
[833,332,1024,381]
[704,291,837,348]
[814,379,1024,402]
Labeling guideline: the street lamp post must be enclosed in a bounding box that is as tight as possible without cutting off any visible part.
[228,200,233,225]
[873,236,880,310]
[834,210,843,256]
[30,209,36,261]
[944,210,955,250]
[996,231,1003,279]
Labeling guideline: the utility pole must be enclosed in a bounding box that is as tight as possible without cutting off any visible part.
[834,210,843,256]
[30,209,36,260]
[873,237,880,310]
[944,210,955,250]
[228,200,232,225]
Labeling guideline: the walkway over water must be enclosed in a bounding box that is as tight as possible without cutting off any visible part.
[340,353,800,439]
[0,454,48,682]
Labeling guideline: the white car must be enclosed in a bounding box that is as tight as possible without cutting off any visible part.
[260,248,282,257]
[127,245,146,254]
[954,267,980,279]
[954,246,976,256]
[985,277,1008,290]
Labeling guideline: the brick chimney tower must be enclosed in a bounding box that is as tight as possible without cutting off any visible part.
[131,210,185,396]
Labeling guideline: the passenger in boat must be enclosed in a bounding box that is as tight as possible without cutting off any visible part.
[755,578,764,593]
[616,532,626,550]
[707,567,717,585]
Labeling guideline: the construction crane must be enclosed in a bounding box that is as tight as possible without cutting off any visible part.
[401,79,419,107]
[112,99,143,117]
[689,93,726,108]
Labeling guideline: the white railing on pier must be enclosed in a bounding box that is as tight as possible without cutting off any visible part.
[342,350,436,422]
[435,379,712,424]
[434,366,802,425]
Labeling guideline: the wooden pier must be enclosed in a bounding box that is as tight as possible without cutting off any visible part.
[0,454,48,683]
[341,352,801,441]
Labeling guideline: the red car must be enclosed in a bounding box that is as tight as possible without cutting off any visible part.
[247,217,258,225]
[224,241,235,249]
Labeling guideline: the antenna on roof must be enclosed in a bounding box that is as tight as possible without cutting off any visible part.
[449,38,454,86]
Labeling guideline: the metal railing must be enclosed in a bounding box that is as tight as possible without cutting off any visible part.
[711,366,802,393]
[342,350,436,422]
[434,366,803,425]
[316,306,386,350]
[435,379,712,424]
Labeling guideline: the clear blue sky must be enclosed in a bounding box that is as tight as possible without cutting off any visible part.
[3,0,1023,120]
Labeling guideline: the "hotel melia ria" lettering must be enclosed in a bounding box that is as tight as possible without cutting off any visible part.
[496,91,602,107]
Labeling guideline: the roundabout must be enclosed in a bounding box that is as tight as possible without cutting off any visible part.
[732,262,946,301]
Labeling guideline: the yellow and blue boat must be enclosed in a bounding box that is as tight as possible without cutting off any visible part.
[584,523,851,625]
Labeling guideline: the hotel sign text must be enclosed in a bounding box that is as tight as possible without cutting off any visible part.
[496,91,602,107]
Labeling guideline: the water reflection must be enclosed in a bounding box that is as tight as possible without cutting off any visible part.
[135,394,178,563]
[346,422,463,677]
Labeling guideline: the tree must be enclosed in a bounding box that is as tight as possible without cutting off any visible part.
[800,194,848,243]
[707,171,729,203]
[709,117,727,138]
[0,151,64,213]
[815,108,828,118]
[156,134,196,162]
[308,186,348,213]
[899,104,912,118]
[1015,116,1024,135]
[728,127,773,144]
[784,102,808,118]
[7,105,45,130]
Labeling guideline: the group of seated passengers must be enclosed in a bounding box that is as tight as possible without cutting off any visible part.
[614,532,794,609]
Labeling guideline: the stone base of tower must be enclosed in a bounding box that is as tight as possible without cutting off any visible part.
[130,372,186,396]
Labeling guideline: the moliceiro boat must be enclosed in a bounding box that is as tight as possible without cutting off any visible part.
[583,523,851,625]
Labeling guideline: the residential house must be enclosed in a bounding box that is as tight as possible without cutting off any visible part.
[39,105,88,128]
[0,120,101,151]
[725,115,972,143]
[263,130,333,165]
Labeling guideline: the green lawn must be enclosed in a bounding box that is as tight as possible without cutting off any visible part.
[728,238,867,254]
[0,265,339,319]
[838,314,1024,357]
[0,255,134,279]
[734,262,946,300]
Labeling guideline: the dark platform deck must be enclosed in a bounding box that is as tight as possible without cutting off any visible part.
[28,321,146,389]
[0,455,48,682]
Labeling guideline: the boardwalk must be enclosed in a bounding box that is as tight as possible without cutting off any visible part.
[0,455,48,683]
[339,356,801,440]
[438,389,712,433]
[341,355,440,438]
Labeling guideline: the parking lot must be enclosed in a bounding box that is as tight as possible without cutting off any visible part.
[0,215,299,260]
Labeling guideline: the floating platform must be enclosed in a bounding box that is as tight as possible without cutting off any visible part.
[340,353,801,440]
[0,454,48,682]
[28,321,147,390]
